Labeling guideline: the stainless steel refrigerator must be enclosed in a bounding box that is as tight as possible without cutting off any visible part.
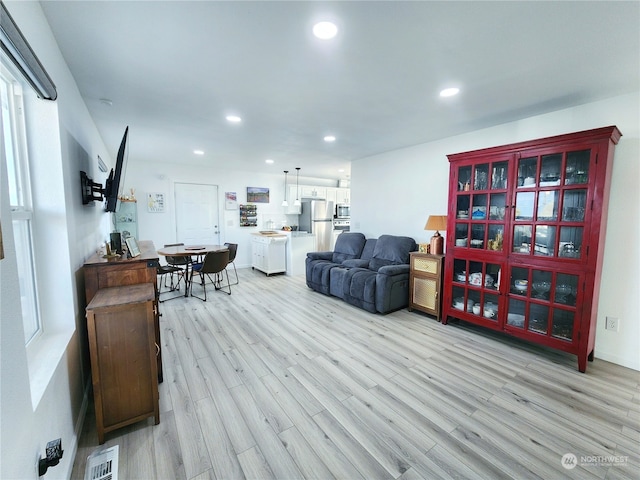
[299,200,334,251]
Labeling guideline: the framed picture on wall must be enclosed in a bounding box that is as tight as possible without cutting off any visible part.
[225,191,238,210]
[247,187,269,203]
[147,192,165,212]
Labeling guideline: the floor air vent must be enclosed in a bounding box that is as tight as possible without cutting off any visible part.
[84,445,119,480]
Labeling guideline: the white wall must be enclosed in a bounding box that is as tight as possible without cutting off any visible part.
[352,92,640,371]
[125,164,324,268]
[1,2,113,478]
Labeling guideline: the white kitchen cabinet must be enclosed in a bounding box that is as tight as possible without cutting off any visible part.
[251,234,287,275]
[337,188,350,205]
[300,185,326,199]
[325,187,337,207]
[326,187,350,206]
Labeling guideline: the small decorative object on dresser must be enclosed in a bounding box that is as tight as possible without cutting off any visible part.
[424,215,447,255]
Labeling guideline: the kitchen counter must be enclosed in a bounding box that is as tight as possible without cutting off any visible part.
[251,233,287,275]
[281,231,316,276]
[253,231,287,238]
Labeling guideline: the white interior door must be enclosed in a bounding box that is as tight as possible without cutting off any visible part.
[175,183,220,245]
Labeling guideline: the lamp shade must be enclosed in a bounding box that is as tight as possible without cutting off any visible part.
[424,215,447,232]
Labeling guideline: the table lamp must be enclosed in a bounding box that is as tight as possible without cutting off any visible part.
[424,215,447,255]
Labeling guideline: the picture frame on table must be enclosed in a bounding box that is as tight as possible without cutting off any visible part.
[126,236,141,258]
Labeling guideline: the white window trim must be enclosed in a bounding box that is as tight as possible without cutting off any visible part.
[2,53,75,409]
[1,62,42,345]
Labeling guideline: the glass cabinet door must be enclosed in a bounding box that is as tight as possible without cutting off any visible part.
[453,160,508,252]
[512,148,592,261]
[507,266,579,342]
[450,258,501,323]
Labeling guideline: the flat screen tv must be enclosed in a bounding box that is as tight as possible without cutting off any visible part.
[104,126,129,212]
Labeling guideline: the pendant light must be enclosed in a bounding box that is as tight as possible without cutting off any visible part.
[281,170,289,207]
[294,167,301,206]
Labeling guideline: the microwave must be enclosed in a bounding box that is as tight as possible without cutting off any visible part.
[336,204,350,219]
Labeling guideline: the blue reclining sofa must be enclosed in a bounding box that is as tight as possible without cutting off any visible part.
[306,232,417,314]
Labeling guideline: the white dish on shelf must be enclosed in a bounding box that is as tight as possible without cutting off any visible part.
[507,313,525,327]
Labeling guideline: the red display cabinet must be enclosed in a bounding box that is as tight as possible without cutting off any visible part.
[442,126,621,372]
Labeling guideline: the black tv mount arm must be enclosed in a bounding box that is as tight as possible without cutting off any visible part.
[80,171,104,204]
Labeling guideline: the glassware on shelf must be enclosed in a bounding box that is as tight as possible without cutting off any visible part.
[564,149,590,186]
[474,165,489,190]
[487,228,503,251]
[491,162,508,189]
[532,281,551,299]
[529,304,549,334]
[552,309,574,340]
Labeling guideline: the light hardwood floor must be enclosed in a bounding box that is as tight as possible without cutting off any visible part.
[72,268,639,479]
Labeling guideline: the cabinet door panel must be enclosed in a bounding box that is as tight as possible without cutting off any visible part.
[565,149,590,185]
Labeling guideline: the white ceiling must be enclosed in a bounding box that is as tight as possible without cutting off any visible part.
[40,1,639,181]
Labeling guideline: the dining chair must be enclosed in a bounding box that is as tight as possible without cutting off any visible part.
[157,263,185,302]
[223,242,239,285]
[163,242,190,287]
[190,250,231,300]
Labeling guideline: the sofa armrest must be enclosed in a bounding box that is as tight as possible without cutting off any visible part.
[306,251,333,261]
[341,258,370,268]
[376,264,410,276]
[375,265,411,313]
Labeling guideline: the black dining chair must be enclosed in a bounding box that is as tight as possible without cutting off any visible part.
[223,242,239,286]
[190,250,231,300]
[158,243,190,300]
[157,263,185,302]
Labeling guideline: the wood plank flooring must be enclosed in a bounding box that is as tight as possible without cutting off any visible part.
[72,268,640,479]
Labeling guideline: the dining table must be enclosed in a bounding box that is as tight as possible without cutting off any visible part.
[157,244,228,297]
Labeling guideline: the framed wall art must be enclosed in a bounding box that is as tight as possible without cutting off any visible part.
[247,187,269,203]
[225,191,238,210]
[147,192,165,212]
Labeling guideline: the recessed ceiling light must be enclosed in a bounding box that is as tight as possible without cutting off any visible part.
[338,169,345,173]
[193,150,204,155]
[440,87,460,97]
[324,135,336,142]
[313,21,338,40]
[265,159,274,164]
[226,115,242,123]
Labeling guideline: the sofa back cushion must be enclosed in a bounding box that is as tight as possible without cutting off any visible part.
[332,232,366,263]
[360,239,377,261]
[368,235,417,271]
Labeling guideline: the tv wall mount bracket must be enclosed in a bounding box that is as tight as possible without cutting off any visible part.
[80,171,104,204]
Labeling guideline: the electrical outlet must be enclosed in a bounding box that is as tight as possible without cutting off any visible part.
[605,316,619,332]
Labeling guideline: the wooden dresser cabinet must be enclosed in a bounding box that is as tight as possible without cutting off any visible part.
[409,253,444,320]
[83,240,162,381]
[442,126,621,372]
[86,283,160,444]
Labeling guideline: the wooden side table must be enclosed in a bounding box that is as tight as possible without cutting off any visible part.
[86,283,160,444]
[409,252,444,320]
